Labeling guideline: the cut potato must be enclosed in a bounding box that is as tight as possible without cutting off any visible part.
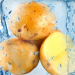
[9,1,57,41]
[0,37,39,74]
[40,32,74,75]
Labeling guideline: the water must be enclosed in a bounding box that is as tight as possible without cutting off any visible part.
[0,0,75,75]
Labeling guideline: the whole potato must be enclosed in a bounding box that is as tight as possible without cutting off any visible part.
[9,1,56,41]
[0,37,39,74]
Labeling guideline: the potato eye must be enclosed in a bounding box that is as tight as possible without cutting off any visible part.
[34,10,36,12]
[18,29,21,32]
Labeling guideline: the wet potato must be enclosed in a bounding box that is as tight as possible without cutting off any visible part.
[40,32,74,75]
[0,37,39,74]
[9,1,57,41]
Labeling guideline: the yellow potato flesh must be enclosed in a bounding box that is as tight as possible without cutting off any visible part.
[40,32,74,75]
[0,38,39,74]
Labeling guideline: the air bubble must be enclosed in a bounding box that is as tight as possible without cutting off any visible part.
[34,51,39,55]
[50,7,55,12]
[21,69,26,74]
[52,20,58,23]
[22,49,25,52]
[47,56,55,62]
[43,16,46,20]
[0,46,4,50]
[48,4,55,12]
[16,16,20,22]
[68,49,71,53]
[15,32,18,37]
[72,23,74,26]
[7,62,12,70]
[72,37,74,41]
[2,52,7,57]
[27,1,31,4]
[58,64,62,71]
[52,26,58,30]
[73,28,75,33]
[8,10,12,14]
[0,65,4,69]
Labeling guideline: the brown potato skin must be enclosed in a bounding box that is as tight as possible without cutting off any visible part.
[0,37,39,74]
[9,1,56,41]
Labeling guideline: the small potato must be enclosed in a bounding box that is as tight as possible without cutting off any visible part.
[9,1,57,41]
[0,37,39,74]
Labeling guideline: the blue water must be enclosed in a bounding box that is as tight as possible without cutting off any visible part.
[0,0,75,75]
[0,69,11,75]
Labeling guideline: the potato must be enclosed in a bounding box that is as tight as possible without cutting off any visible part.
[9,1,57,41]
[40,32,74,75]
[0,37,39,74]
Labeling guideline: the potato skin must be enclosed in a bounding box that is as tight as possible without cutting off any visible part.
[0,37,39,74]
[9,1,56,41]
